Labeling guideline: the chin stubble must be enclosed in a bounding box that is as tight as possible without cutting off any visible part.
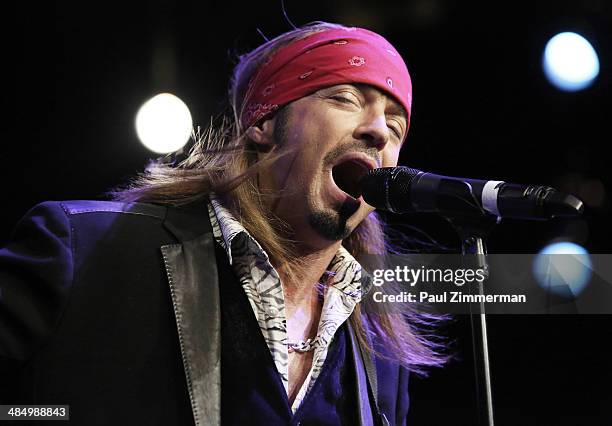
[307,201,360,241]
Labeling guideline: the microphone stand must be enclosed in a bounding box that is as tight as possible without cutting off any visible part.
[445,215,499,426]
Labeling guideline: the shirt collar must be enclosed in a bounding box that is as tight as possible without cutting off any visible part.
[207,195,372,299]
[207,195,269,265]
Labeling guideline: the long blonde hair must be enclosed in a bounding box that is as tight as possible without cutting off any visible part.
[112,21,447,374]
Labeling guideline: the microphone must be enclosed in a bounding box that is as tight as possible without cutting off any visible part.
[360,167,584,220]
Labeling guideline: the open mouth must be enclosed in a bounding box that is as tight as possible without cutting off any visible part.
[331,159,373,199]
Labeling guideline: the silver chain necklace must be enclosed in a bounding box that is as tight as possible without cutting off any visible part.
[286,338,316,353]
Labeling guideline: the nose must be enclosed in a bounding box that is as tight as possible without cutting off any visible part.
[353,111,391,151]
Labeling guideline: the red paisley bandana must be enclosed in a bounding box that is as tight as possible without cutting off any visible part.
[240,27,413,131]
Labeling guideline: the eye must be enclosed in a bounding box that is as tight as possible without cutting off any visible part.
[330,92,360,106]
[387,122,403,140]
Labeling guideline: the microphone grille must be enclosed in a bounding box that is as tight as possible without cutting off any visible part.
[361,166,422,212]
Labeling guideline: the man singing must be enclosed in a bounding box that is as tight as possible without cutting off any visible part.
[0,22,445,425]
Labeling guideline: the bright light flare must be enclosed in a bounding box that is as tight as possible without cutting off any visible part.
[135,93,193,154]
[543,32,600,92]
[532,242,592,297]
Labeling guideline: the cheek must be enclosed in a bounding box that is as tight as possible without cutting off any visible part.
[381,144,402,167]
[270,144,320,190]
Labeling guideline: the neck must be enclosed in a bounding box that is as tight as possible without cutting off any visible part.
[277,241,340,300]
[273,241,341,336]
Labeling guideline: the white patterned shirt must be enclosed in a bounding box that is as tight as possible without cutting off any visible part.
[207,197,368,413]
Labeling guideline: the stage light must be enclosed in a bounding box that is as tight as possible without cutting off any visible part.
[135,93,193,154]
[543,32,599,92]
[532,241,592,297]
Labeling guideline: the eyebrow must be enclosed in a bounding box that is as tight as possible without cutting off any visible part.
[354,83,408,122]
[385,98,408,121]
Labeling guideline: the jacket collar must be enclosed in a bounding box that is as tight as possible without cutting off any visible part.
[162,202,212,242]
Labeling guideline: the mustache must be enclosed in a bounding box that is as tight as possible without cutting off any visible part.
[322,141,381,168]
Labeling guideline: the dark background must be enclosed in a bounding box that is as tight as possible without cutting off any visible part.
[6,1,611,424]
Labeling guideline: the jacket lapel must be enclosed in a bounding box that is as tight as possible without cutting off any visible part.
[347,319,382,426]
[161,204,221,426]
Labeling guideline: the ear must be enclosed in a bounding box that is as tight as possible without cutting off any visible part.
[245,116,276,148]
